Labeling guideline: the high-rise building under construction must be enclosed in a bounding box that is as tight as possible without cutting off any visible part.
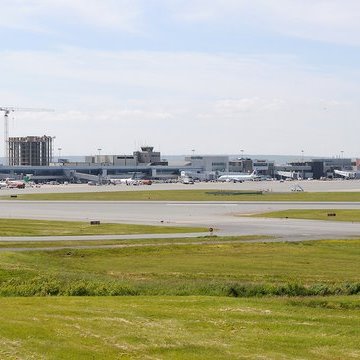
[8,135,53,166]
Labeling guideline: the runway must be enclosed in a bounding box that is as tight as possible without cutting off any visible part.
[1,200,360,242]
[2,178,360,245]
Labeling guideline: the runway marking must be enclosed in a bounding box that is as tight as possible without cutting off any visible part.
[167,203,238,207]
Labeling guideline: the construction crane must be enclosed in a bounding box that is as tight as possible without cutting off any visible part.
[0,106,54,165]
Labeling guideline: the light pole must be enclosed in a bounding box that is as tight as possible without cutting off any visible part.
[301,150,304,179]
[58,147,62,159]
[191,149,195,156]
[97,148,102,165]
[239,150,245,172]
[51,136,56,163]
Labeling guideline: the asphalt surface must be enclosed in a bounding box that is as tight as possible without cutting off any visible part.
[1,200,360,244]
[1,181,360,248]
[2,178,360,195]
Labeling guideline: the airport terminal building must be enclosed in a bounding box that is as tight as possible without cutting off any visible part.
[0,145,357,183]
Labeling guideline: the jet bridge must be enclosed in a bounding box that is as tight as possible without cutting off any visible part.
[276,170,298,179]
[333,169,357,179]
[72,171,102,183]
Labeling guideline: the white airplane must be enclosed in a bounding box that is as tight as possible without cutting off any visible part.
[217,170,258,182]
[334,169,357,179]
[108,177,152,185]
[108,177,137,185]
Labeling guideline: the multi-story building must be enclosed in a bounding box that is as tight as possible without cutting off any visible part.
[184,155,229,172]
[85,146,167,167]
[8,135,53,166]
[228,158,253,173]
[275,162,313,179]
[252,160,275,177]
[311,158,352,179]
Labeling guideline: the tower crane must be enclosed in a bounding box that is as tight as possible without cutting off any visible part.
[0,106,54,165]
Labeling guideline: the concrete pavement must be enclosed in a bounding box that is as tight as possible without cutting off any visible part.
[1,200,360,243]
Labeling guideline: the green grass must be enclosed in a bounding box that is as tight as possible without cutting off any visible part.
[251,209,360,222]
[0,219,206,236]
[0,198,359,359]
[0,235,268,249]
[0,296,359,359]
[5,189,360,201]
[0,238,359,358]
[0,239,359,296]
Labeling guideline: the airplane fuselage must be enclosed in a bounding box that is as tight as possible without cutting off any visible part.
[217,171,258,182]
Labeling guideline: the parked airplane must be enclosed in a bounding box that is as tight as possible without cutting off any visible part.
[217,170,258,182]
[5,179,26,188]
[108,177,152,185]
[108,178,136,185]
[140,179,152,185]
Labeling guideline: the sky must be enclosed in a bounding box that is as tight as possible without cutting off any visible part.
[1,0,360,157]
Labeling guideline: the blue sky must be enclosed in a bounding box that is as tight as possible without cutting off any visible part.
[1,0,360,157]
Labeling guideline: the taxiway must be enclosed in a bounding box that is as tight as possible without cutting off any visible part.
[1,200,360,242]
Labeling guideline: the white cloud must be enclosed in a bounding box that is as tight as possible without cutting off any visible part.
[1,2,359,156]
[3,1,360,45]
[257,0,360,46]
[0,0,141,32]
[167,0,360,46]
[213,98,285,115]
[1,47,359,155]
[2,48,347,102]
[10,109,175,155]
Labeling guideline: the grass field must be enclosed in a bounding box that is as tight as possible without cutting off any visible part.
[252,209,360,222]
[0,295,359,359]
[0,240,359,296]
[1,193,359,358]
[0,238,359,358]
[5,189,360,201]
[0,219,206,237]
[0,235,267,249]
